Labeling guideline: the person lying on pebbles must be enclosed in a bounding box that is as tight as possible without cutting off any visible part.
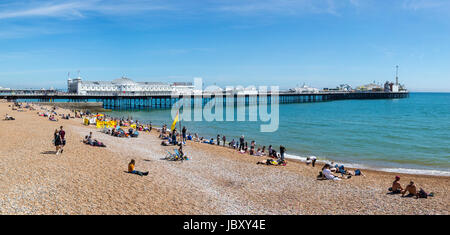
[318,164,351,181]
[4,113,15,120]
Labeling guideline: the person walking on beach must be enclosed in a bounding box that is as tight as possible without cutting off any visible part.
[59,126,66,153]
[222,135,226,147]
[53,129,62,155]
[280,145,286,162]
[182,126,187,143]
[239,135,245,151]
[217,135,221,146]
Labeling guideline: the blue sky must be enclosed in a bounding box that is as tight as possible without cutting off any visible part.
[0,0,449,91]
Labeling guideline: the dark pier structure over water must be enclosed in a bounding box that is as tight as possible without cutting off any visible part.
[2,89,410,110]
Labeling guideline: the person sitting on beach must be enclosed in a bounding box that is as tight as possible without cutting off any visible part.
[401,181,434,199]
[83,135,106,147]
[261,146,266,156]
[128,159,149,176]
[193,133,199,142]
[228,139,235,149]
[128,128,139,138]
[402,181,418,197]
[388,176,403,194]
[254,148,262,156]
[177,144,185,159]
[270,149,277,158]
[49,115,58,121]
[322,164,342,181]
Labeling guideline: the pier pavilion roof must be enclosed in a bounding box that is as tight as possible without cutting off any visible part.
[112,77,137,85]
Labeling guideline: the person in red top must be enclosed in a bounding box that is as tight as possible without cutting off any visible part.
[59,126,66,153]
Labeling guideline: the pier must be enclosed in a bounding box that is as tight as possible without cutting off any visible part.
[1,90,410,110]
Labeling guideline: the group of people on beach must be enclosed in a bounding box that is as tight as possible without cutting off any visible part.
[389,176,433,199]
[9,102,437,200]
[36,105,74,122]
[156,124,288,165]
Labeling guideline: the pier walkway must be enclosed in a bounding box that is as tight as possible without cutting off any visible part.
[2,91,409,110]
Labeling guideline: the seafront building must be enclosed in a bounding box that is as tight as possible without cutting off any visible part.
[67,77,194,95]
[289,84,320,93]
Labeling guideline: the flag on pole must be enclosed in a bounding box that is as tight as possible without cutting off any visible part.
[171,110,179,131]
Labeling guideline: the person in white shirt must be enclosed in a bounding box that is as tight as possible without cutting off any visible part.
[322,164,341,181]
[306,156,317,167]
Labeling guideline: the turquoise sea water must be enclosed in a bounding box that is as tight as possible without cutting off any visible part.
[106,93,450,176]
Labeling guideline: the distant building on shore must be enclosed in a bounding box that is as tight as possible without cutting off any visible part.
[67,77,194,95]
[356,83,383,92]
[0,86,11,91]
[289,84,319,93]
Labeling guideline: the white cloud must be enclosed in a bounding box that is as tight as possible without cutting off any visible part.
[402,0,450,11]
[212,0,360,16]
[0,0,172,20]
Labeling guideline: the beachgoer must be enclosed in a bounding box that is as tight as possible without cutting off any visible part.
[239,135,245,151]
[306,156,317,167]
[53,129,62,155]
[389,176,403,194]
[222,135,226,147]
[402,181,418,197]
[182,126,187,142]
[59,126,66,153]
[217,135,221,146]
[128,159,149,176]
[178,144,184,159]
[280,145,286,162]
[322,164,341,181]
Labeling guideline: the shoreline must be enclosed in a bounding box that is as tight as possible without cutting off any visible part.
[99,111,450,178]
[48,101,450,178]
[1,100,449,215]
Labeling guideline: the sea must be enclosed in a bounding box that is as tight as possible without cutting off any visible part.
[103,92,448,176]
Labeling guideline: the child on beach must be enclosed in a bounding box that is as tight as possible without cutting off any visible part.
[128,159,149,176]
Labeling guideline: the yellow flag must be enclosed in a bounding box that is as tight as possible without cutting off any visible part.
[171,111,179,131]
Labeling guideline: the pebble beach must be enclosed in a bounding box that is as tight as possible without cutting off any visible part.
[0,100,448,215]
